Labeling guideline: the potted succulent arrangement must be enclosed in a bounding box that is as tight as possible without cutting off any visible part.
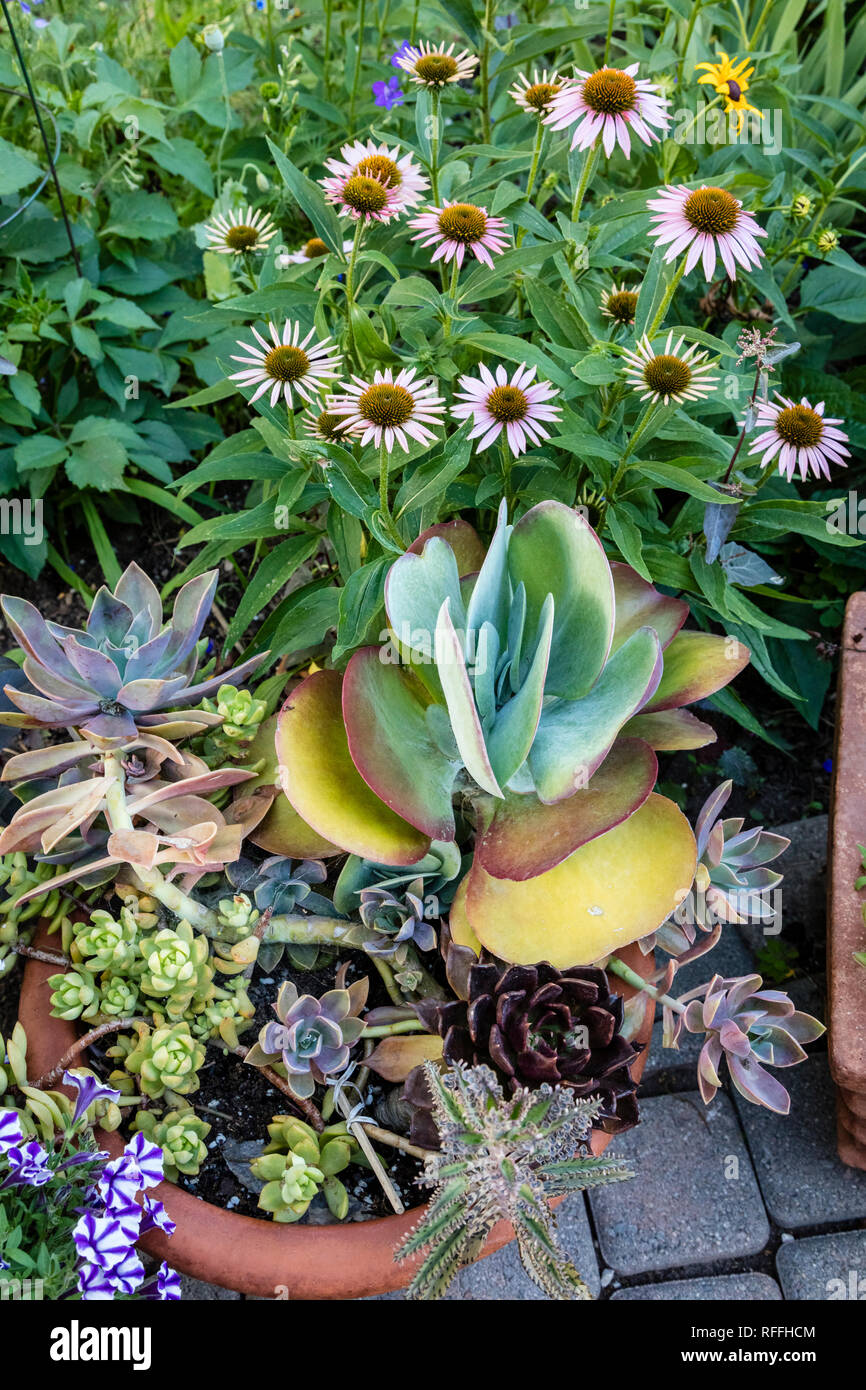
[828,592,866,1169]
[2,0,858,1306]
[1,516,823,1298]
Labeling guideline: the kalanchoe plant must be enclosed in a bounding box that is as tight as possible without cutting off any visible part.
[251,1116,360,1223]
[276,502,749,969]
[244,978,368,1100]
[411,952,641,1147]
[396,1062,633,1300]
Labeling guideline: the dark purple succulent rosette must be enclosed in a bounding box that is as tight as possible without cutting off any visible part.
[410,960,642,1148]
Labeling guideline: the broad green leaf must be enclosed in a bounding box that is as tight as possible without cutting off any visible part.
[265,138,344,254]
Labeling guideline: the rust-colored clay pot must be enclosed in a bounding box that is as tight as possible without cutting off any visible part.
[19,935,654,1298]
[828,591,866,1170]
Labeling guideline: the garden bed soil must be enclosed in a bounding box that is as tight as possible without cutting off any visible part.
[828,590,866,1169]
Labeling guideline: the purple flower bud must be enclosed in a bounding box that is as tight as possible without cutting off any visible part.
[390,41,413,66]
[63,1069,122,1128]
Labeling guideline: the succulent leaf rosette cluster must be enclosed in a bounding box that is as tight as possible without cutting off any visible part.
[275,501,748,969]
[245,978,368,1099]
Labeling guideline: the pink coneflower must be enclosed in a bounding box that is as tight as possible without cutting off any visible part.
[322,169,402,224]
[321,140,428,216]
[544,63,669,157]
[647,184,766,281]
[327,367,446,453]
[508,69,567,117]
[409,202,509,269]
[746,394,850,482]
[452,363,561,456]
[600,281,640,325]
[229,320,342,408]
[204,205,277,255]
[621,333,718,406]
[303,402,345,442]
[394,41,478,88]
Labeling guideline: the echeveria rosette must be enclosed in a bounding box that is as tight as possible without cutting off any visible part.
[276,500,749,968]
[679,973,825,1113]
[413,959,641,1144]
[245,979,367,1100]
[0,562,265,741]
[643,781,789,965]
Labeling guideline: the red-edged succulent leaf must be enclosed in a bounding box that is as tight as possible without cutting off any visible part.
[610,562,688,652]
[342,647,458,841]
[407,519,486,576]
[508,500,614,700]
[464,792,697,968]
[527,626,662,803]
[621,707,717,750]
[476,737,657,880]
[276,670,430,865]
[642,630,750,712]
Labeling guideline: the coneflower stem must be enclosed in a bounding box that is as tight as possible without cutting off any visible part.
[480,0,494,145]
[348,0,368,128]
[603,0,616,64]
[323,0,333,97]
[429,87,441,206]
[345,219,364,366]
[676,0,703,91]
[516,121,545,250]
[376,0,392,62]
[215,50,233,194]
[500,434,514,518]
[570,142,600,223]
[0,0,81,275]
[443,255,460,335]
[645,257,686,339]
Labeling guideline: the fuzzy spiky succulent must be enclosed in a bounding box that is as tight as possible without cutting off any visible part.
[395,1062,633,1300]
[413,958,640,1143]
[277,502,749,969]
[0,564,264,742]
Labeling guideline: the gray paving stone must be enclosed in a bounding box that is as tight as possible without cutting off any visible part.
[589,1092,769,1276]
[180,1274,240,1300]
[740,816,827,954]
[611,1273,782,1301]
[733,1054,866,1227]
[776,1231,866,1301]
[366,1194,598,1301]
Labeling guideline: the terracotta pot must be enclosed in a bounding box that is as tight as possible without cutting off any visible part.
[19,936,654,1299]
[828,591,866,1171]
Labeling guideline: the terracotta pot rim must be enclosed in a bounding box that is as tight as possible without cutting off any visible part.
[17,936,653,1300]
[828,592,866,1169]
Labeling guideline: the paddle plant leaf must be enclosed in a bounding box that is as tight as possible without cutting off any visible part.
[276,670,430,865]
[508,501,614,700]
[464,793,697,967]
[476,736,657,880]
[342,647,458,841]
[486,593,553,788]
[642,630,750,712]
[528,627,662,804]
[434,599,503,798]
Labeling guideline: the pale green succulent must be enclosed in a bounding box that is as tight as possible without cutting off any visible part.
[203,684,268,742]
[252,1116,357,1223]
[138,920,214,1020]
[133,1106,211,1179]
[118,1022,206,1100]
[48,968,100,1022]
[98,975,141,1019]
[70,908,140,975]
